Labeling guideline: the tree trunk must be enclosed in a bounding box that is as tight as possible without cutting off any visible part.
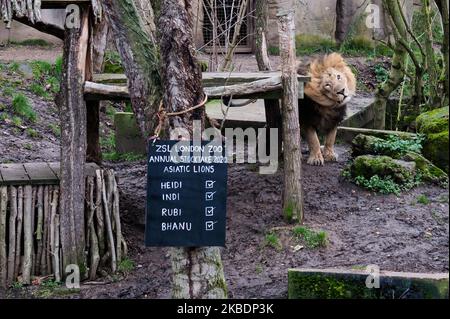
[87,14,109,164]
[103,0,162,138]
[159,0,227,299]
[373,0,409,129]
[335,0,353,44]
[58,6,89,276]
[435,0,449,105]
[256,0,282,159]
[278,9,304,223]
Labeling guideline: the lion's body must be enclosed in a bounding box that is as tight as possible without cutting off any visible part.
[297,53,356,165]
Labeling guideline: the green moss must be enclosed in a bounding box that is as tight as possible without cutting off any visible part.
[423,131,449,173]
[402,151,448,187]
[351,155,415,185]
[416,106,449,134]
[12,94,36,122]
[288,271,377,299]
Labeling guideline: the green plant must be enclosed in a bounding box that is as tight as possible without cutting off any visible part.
[2,86,15,97]
[118,257,135,274]
[0,113,10,121]
[12,94,36,121]
[264,233,282,251]
[23,143,33,150]
[26,128,39,138]
[30,60,53,80]
[100,133,116,152]
[11,116,23,127]
[374,63,389,84]
[293,226,327,248]
[11,281,24,289]
[373,134,425,156]
[54,56,63,78]
[8,62,20,73]
[49,123,61,137]
[417,194,430,205]
[30,83,48,97]
[268,46,280,56]
[354,175,402,195]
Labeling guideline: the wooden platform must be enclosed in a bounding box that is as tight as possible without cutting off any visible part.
[0,162,100,186]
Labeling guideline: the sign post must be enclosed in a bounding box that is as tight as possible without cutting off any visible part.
[145,140,227,247]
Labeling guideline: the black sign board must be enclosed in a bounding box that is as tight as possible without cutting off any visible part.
[145,140,228,247]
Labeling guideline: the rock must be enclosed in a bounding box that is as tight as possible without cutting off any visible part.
[402,152,448,187]
[350,155,416,185]
[416,106,449,173]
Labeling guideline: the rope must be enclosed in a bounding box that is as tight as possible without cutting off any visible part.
[150,93,209,140]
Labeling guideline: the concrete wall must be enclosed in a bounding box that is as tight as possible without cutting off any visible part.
[0,9,64,46]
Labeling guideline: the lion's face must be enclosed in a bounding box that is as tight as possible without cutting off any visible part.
[320,67,353,106]
[303,53,357,108]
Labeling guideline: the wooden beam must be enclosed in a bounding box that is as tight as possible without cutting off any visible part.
[13,16,64,40]
[85,75,309,101]
[41,0,91,9]
[92,72,310,86]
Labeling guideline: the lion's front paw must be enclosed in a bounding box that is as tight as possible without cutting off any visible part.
[323,148,338,162]
[307,152,324,166]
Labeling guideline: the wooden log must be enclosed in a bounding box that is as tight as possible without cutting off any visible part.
[0,187,7,287]
[59,4,89,274]
[95,170,105,258]
[86,177,99,280]
[278,10,304,223]
[35,186,44,275]
[101,171,117,272]
[22,185,33,285]
[111,172,123,262]
[31,187,36,276]
[40,186,50,275]
[7,186,17,286]
[50,187,60,282]
[14,186,23,279]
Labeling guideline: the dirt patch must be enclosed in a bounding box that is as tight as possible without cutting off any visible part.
[0,45,62,63]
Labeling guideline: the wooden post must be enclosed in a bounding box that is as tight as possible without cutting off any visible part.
[159,0,227,299]
[86,15,109,164]
[0,187,7,287]
[278,9,304,223]
[59,6,90,275]
[256,0,282,159]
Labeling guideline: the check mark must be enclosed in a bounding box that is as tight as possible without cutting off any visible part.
[205,191,216,201]
[205,180,216,189]
[205,221,216,231]
[205,206,215,216]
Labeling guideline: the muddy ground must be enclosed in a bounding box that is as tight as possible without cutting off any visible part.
[0,46,448,299]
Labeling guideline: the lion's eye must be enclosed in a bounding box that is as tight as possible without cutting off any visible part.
[337,75,341,80]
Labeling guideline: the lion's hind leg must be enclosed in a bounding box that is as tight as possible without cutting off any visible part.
[323,127,338,162]
[305,127,324,166]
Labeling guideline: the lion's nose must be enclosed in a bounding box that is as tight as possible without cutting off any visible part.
[337,88,345,95]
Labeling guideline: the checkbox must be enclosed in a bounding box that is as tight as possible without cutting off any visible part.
[205,221,216,231]
[205,207,215,216]
[205,191,216,201]
[205,180,216,189]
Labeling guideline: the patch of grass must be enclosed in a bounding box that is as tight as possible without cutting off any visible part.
[23,143,33,150]
[8,62,20,73]
[30,83,48,97]
[293,226,328,249]
[351,265,367,271]
[103,152,146,162]
[255,264,263,274]
[11,116,23,128]
[30,60,53,80]
[0,112,10,122]
[296,34,337,55]
[10,39,50,47]
[118,257,135,275]
[2,86,15,97]
[417,194,431,205]
[438,194,449,203]
[54,56,63,78]
[11,281,24,289]
[12,94,36,122]
[264,233,282,251]
[26,128,40,139]
[106,104,117,119]
[35,280,79,298]
[49,123,61,137]
[268,46,280,56]
[100,133,116,152]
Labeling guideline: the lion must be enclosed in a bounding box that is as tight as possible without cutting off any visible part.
[298,53,356,166]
